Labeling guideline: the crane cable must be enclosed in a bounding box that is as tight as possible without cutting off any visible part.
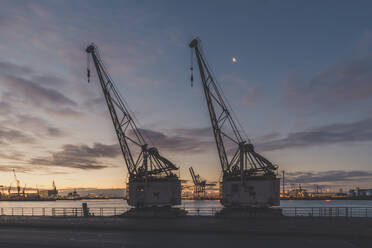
[190,48,194,87]
[87,53,90,83]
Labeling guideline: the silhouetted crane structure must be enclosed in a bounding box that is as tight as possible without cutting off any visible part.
[86,43,181,208]
[22,184,26,197]
[8,183,12,196]
[189,167,207,199]
[36,185,40,197]
[189,38,280,208]
[12,169,20,196]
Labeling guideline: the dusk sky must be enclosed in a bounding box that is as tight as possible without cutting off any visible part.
[1,0,372,190]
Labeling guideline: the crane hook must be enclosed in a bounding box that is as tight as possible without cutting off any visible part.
[190,67,193,87]
[87,53,90,83]
[190,48,194,87]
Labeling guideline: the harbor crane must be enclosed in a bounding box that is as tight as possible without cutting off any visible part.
[86,43,181,208]
[8,183,12,196]
[13,169,20,196]
[22,184,26,197]
[189,167,207,199]
[52,181,57,192]
[0,185,4,196]
[189,38,280,208]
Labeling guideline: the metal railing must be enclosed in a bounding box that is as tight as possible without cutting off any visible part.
[281,207,372,218]
[0,207,128,217]
[0,206,371,217]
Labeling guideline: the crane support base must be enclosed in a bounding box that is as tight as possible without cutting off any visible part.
[127,177,181,207]
[221,177,280,207]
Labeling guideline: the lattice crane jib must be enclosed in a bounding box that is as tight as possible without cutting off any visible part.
[189,167,206,186]
[189,39,278,179]
[86,44,178,179]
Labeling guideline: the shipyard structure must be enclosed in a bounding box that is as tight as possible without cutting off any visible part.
[0,170,58,201]
[83,39,281,216]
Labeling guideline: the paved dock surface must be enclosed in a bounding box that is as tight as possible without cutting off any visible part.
[0,216,370,247]
[0,228,370,248]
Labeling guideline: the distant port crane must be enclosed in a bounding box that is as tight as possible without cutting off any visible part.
[12,169,20,196]
[86,44,181,208]
[7,183,11,196]
[189,38,280,208]
[189,167,207,199]
[22,184,26,196]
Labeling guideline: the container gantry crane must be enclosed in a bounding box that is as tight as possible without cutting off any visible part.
[7,183,12,196]
[12,169,20,196]
[86,43,181,208]
[189,38,280,208]
[22,184,26,197]
[189,167,206,199]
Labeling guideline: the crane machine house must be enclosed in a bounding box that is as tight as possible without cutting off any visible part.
[189,38,280,208]
[86,44,181,208]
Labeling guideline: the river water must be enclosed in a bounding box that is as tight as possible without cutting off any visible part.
[0,199,371,209]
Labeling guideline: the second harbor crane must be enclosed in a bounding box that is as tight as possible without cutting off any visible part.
[189,38,280,208]
[86,44,181,208]
[13,169,21,196]
[189,167,207,199]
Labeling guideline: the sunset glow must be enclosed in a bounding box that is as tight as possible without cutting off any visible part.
[0,1,371,192]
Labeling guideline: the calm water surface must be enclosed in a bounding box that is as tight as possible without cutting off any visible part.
[0,199,371,208]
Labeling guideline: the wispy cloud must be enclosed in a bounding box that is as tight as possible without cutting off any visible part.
[128,77,167,87]
[0,60,32,75]
[0,151,25,161]
[1,114,65,138]
[1,75,76,107]
[0,59,82,117]
[258,118,372,151]
[220,75,264,105]
[138,127,213,154]
[0,101,13,115]
[0,126,35,145]
[283,55,372,113]
[243,86,263,104]
[0,165,31,173]
[29,143,121,170]
[285,170,372,184]
[138,126,252,157]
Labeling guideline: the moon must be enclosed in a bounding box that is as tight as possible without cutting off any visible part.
[232,57,237,63]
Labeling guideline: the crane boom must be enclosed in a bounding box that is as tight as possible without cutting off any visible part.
[189,39,277,178]
[86,44,178,178]
[189,166,207,199]
[189,167,198,185]
[8,183,11,195]
[189,167,206,186]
